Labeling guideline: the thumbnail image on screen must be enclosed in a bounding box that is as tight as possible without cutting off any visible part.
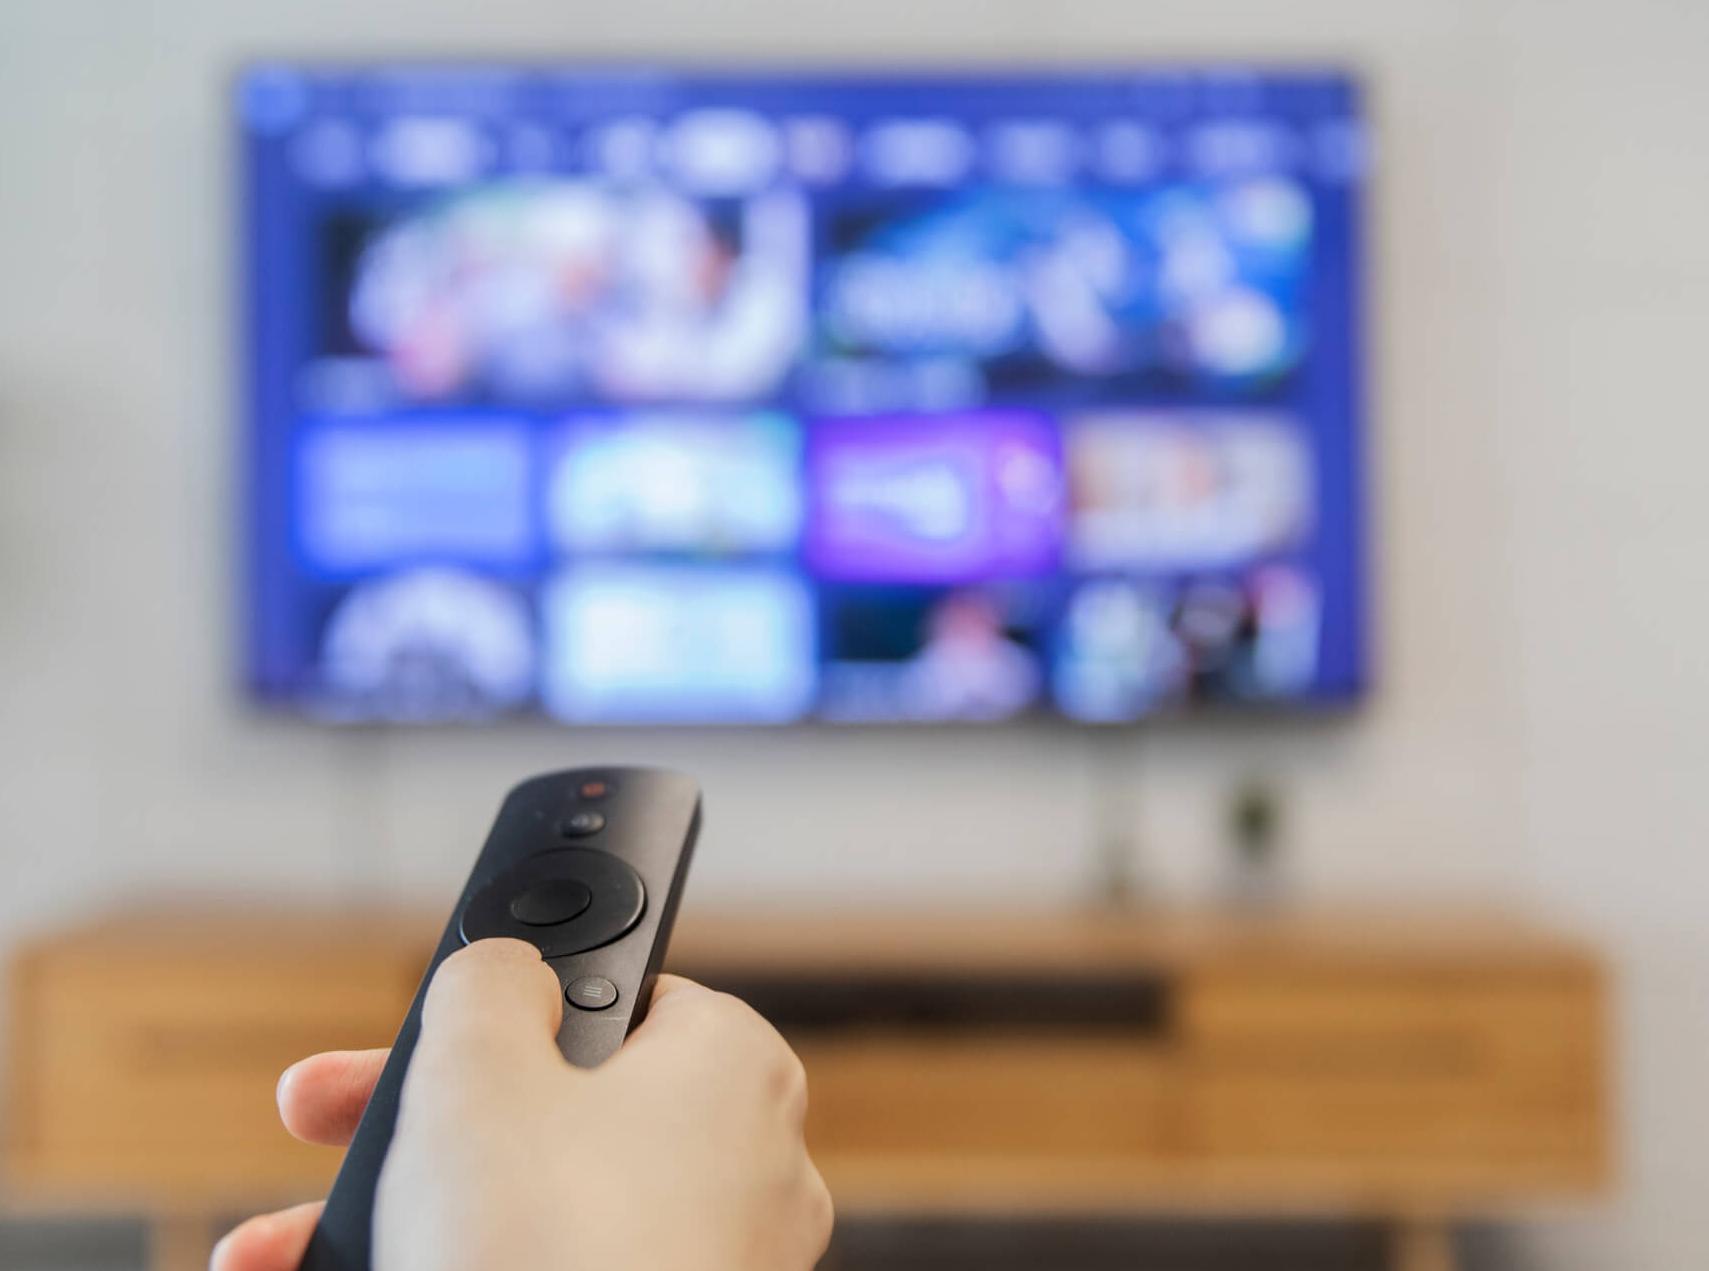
[241,65,1368,724]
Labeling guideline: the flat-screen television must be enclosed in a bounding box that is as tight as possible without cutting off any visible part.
[239,64,1368,724]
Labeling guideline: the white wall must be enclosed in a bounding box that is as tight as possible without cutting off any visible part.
[2,0,1705,1266]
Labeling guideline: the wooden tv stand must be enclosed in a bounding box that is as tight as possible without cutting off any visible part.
[5,904,1609,1271]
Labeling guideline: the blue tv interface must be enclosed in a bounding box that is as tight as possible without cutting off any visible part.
[240,64,1368,724]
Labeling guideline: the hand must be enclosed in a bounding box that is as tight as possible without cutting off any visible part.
[213,940,832,1271]
[209,1048,388,1270]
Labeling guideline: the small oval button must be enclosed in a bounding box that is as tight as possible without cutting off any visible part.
[557,811,606,838]
[566,976,619,1011]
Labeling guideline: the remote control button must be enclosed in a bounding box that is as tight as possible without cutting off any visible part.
[508,879,593,927]
[557,811,606,837]
[459,849,647,959]
[577,779,612,800]
[566,976,619,1011]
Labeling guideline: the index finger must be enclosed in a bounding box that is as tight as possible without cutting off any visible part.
[277,1049,390,1147]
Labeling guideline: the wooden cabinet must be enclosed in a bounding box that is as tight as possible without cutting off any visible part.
[1178,968,1605,1183]
[4,905,1610,1271]
[798,1035,1179,1161]
[6,911,426,1207]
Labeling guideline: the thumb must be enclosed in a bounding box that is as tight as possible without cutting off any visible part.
[410,938,566,1094]
[377,941,565,1271]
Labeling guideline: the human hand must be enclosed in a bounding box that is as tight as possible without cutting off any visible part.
[208,1046,388,1270]
[213,940,832,1271]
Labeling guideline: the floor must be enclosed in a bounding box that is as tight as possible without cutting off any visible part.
[0,1218,145,1271]
[834,1218,1428,1269]
[0,1216,1513,1270]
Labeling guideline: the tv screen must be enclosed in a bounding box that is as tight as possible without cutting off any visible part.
[240,64,1368,724]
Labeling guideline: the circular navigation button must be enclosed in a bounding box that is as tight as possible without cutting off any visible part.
[508,879,593,927]
[557,811,606,838]
[459,849,647,959]
[566,976,620,1011]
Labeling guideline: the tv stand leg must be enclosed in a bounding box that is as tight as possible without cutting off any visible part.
[1389,1217,1456,1271]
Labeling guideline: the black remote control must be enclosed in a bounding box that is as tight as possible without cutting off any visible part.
[298,766,702,1271]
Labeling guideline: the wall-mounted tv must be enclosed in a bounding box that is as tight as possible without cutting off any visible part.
[240,64,1368,724]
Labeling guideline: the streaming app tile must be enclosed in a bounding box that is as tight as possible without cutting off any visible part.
[1051,580,1186,721]
[1049,566,1322,719]
[541,565,814,723]
[1245,565,1322,694]
[818,585,1046,722]
[805,412,1064,583]
[316,567,536,721]
[339,183,809,404]
[295,419,533,574]
[810,177,1313,403]
[1065,411,1312,571]
[547,413,802,556]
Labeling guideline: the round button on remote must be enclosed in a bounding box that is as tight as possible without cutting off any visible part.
[508,879,593,927]
[566,976,619,1011]
[459,849,647,959]
[558,811,606,837]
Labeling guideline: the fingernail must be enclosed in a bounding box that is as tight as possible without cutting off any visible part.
[276,1061,300,1107]
[209,1230,232,1270]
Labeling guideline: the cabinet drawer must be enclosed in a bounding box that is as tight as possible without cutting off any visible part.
[1176,968,1606,1178]
[798,1035,1176,1160]
[11,947,419,1194]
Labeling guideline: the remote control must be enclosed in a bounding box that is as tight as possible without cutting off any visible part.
[298,766,702,1271]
